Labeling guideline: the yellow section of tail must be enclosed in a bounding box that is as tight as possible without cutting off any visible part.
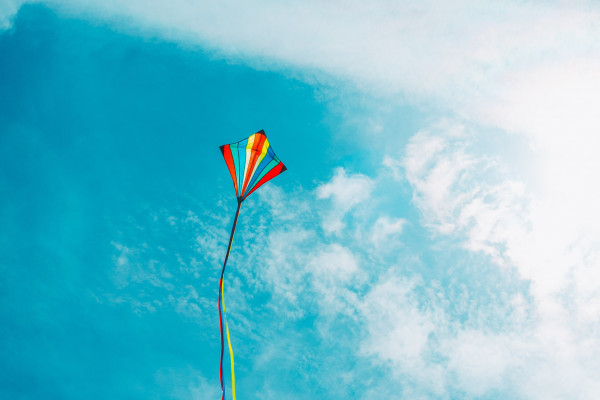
[221,280,237,400]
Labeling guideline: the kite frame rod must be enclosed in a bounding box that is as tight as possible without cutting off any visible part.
[218,199,242,399]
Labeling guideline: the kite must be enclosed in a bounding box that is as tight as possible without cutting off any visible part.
[217,130,287,400]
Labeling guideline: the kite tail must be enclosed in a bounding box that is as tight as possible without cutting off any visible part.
[218,200,242,400]
[222,280,236,400]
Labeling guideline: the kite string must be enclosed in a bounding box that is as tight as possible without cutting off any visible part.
[218,200,242,400]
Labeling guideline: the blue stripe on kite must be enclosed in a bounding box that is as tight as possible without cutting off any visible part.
[230,142,240,193]
[245,158,279,196]
[237,139,248,194]
[246,152,276,193]
[245,146,275,192]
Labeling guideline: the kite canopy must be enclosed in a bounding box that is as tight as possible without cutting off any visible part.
[220,130,287,202]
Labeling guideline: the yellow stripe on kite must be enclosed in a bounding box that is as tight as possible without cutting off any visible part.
[247,139,270,187]
[243,134,256,186]
[221,280,237,400]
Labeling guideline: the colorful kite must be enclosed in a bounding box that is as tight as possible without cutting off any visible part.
[218,130,287,400]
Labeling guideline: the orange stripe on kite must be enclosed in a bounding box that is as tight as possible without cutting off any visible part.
[244,162,286,199]
[240,132,267,196]
[220,144,239,196]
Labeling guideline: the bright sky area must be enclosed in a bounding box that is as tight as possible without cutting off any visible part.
[2,1,600,399]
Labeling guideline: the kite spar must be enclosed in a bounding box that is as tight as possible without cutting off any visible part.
[218,130,287,400]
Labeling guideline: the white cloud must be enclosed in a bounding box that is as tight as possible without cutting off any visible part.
[12,1,600,217]
[402,119,600,318]
[310,243,359,283]
[0,0,26,30]
[381,155,403,182]
[316,167,373,211]
[356,270,600,398]
[103,159,600,398]
[357,276,514,397]
[22,0,600,315]
[257,227,314,310]
[308,243,364,316]
[360,277,434,367]
[210,153,600,398]
[400,121,600,398]
[106,206,231,328]
[402,121,529,254]
[316,167,374,233]
[28,1,600,140]
[443,330,513,396]
[369,216,406,246]
[26,3,599,254]
[24,0,598,249]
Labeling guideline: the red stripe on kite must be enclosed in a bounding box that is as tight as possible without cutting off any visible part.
[221,144,239,196]
[244,162,286,199]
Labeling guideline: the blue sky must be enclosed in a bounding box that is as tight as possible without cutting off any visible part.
[3,2,600,400]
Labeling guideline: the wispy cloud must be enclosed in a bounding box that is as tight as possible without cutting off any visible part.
[316,167,374,234]
[395,119,600,398]
[205,165,545,398]
[369,216,406,247]
[359,275,444,393]
[402,121,529,261]
[104,153,600,398]
[0,0,26,30]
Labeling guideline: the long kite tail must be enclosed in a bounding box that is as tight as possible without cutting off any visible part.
[218,200,242,400]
